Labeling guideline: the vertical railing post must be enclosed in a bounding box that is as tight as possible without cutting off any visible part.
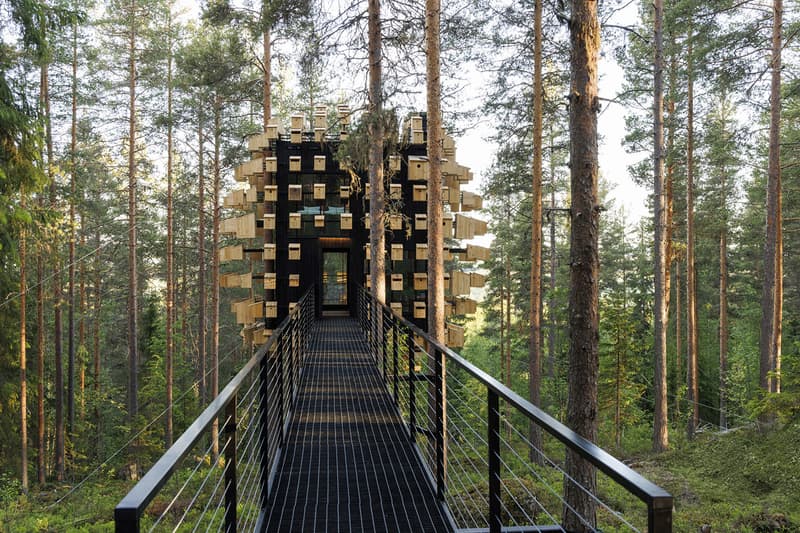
[488,389,501,533]
[288,315,295,401]
[276,335,285,446]
[434,348,445,500]
[224,394,237,533]
[259,346,270,508]
[392,321,399,402]
[407,333,416,443]
[649,498,673,533]
[382,308,388,382]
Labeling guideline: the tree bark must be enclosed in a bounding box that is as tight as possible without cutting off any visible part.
[127,0,140,443]
[211,95,222,459]
[37,223,45,485]
[263,26,271,129]
[198,103,207,405]
[165,3,175,448]
[652,0,669,452]
[563,0,600,529]
[67,19,78,438]
[686,27,699,439]
[719,223,728,429]
[368,0,385,306]
[760,0,782,399]
[93,227,102,459]
[20,192,28,493]
[528,0,544,464]
[42,57,64,482]
[548,134,557,380]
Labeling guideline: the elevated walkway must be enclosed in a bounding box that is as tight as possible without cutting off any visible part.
[264,317,449,532]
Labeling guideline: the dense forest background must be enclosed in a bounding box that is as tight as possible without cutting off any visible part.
[1,0,800,530]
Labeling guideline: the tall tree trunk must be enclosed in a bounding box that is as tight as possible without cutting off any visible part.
[211,95,222,458]
[263,25,271,128]
[37,223,45,485]
[548,136,557,380]
[686,28,699,439]
[719,224,728,429]
[127,0,139,448]
[652,0,669,452]
[67,19,78,438]
[198,103,207,405]
[368,0,385,305]
[20,192,28,493]
[426,0,445,343]
[93,227,102,459]
[165,4,175,448]
[528,0,544,464]
[667,28,681,421]
[563,0,600,528]
[42,57,64,482]
[760,0,782,399]
[79,221,86,420]
[674,262,681,417]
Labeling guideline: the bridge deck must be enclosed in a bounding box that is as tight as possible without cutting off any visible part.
[264,317,451,532]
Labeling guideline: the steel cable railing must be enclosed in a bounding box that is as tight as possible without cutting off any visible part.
[114,288,315,533]
[355,285,672,533]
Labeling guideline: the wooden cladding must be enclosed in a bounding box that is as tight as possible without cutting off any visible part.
[220,272,252,289]
[451,271,471,296]
[219,244,244,263]
[446,323,465,348]
[461,191,483,211]
[466,244,490,262]
[455,214,488,239]
[220,212,256,239]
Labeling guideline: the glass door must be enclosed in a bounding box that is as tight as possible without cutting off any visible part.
[322,251,348,307]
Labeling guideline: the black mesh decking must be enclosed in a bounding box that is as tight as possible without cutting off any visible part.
[264,317,451,532]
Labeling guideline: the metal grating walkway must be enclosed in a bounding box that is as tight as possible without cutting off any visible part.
[264,317,451,532]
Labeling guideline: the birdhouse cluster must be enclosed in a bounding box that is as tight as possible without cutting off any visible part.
[219,106,488,348]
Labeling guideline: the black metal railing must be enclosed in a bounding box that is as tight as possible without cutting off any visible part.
[355,285,672,533]
[115,289,315,533]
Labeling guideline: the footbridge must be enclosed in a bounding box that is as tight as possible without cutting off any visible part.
[114,286,672,532]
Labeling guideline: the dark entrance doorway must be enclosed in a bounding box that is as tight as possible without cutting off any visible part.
[321,250,348,313]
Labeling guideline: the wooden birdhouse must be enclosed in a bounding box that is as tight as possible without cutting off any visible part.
[265,157,277,173]
[289,274,300,287]
[413,185,427,202]
[408,156,428,181]
[314,214,325,228]
[291,114,305,130]
[389,214,402,230]
[289,156,301,172]
[390,302,403,317]
[389,154,401,171]
[414,273,427,291]
[314,155,326,171]
[391,274,403,291]
[264,185,278,203]
[341,213,353,230]
[288,184,302,201]
[313,183,326,200]
[390,184,402,200]
[263,213,276,230]
[416,243,428,261]
[263,243,276,261]
[413,301,426,319]
[339,186,350,199]
[289,212,302,230]
[288,243,301,261]
[391,244,404,261]
[415,214,428,231]
[264,272,276,290]
[290,130,302,144]
[265,301,278,319]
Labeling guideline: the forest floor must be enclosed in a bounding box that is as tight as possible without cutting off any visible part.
[631,419,800,532]
[1,422,798,531]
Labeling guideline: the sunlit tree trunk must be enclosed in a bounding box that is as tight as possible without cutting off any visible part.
[528,0,544,464]
[368,0,385,305]
[20,192,28,493]
[68,19,78,438]
[652,0,669,452]
[686,27,699,439]
[563,0,600,528]
[36,219,45,485]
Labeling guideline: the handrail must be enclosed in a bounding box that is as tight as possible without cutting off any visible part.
[355,284,672,532]
[115,288,314,532]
